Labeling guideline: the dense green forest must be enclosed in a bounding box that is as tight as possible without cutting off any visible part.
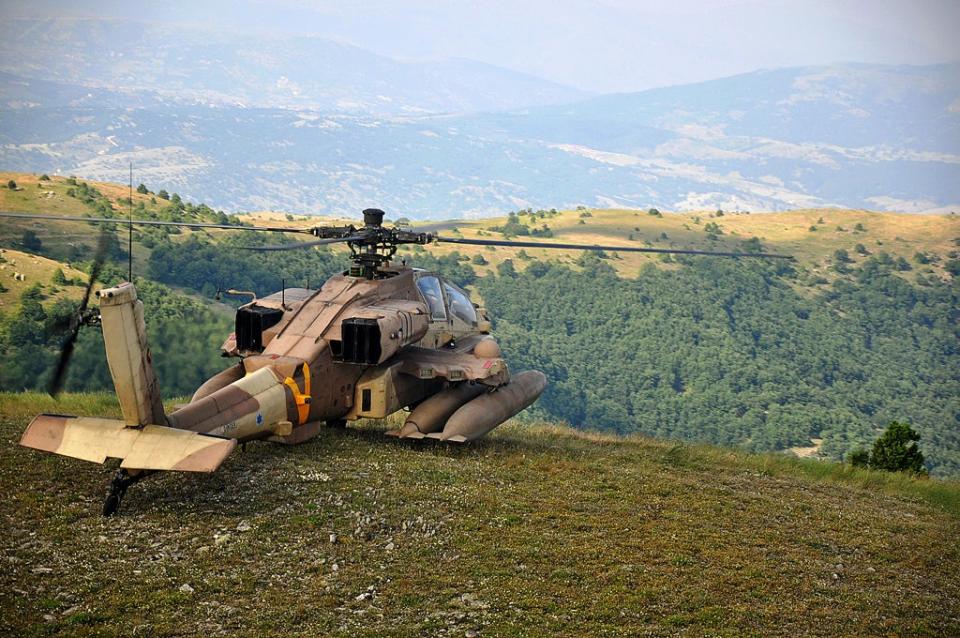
[0,271,232,398]
[475,254,959,476]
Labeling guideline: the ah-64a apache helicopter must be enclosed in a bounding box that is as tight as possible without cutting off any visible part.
[1,208,790,515]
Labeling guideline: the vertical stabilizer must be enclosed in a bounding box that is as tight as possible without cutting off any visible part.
[98,282,166,426]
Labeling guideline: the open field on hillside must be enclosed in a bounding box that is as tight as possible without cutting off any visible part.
[403,208,960,280]
[2,393,958,637]
[2,172,958,282]
[0,248,89,311]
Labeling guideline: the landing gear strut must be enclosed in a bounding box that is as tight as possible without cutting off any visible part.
[102,469,143,517]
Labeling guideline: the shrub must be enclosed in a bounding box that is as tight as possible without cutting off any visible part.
[870,421,926,474]
[848,448,870,468]
[7,179,17,190]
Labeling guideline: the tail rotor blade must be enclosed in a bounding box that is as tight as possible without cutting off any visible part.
[47,329,80,397]
[47,231,111,397]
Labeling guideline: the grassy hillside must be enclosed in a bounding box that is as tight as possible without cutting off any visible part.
[1,392,958,637]
[0,248,89,312]
[404,207,959,281]
[2,171,958,279]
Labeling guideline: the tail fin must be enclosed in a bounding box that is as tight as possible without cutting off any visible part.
[98,282,166,427]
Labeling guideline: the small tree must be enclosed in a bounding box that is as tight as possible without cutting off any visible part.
[157,189,170,200]
[7,179,17,190]
[136,183,149,194]
[870,421,926,474]
[51,268,68,285]
[39,174,51,181]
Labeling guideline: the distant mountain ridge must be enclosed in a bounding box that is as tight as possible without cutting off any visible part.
[0,17,587,114]
[0,17,957,218]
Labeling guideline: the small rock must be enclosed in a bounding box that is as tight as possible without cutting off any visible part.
[236,520,252,533]
[43,614,55,622]
[32,566,53,575]
[329,533,338,544]
[355,592,371,601]
[867,567,876,573]
[385,542,395,551]
[332,563,339,571]
[62,606,80,617]
[466,630,479,638]
[214,533,231,546]
[179,583,195,594]
[831,573,840,580]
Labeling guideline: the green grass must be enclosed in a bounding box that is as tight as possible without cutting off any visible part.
[1,392,958,637]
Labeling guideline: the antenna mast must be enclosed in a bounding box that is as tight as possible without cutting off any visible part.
[128,162,133,282]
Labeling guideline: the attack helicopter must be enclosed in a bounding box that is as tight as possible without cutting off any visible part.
[1,207,791,515]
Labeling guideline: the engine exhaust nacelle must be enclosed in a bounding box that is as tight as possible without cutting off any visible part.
[428,370,547,442]
[395,382,487,438]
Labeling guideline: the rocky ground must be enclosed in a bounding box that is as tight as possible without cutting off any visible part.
[1,393,958,637]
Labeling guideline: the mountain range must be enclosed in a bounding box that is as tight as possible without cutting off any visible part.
[0,18,958,218]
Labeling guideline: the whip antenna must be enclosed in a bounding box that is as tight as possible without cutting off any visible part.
[128,162,133,282]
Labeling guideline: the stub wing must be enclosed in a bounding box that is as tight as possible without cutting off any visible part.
[21,414,236,472]
[394,345,509,385]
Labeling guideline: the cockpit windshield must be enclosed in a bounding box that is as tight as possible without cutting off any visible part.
[443,282,477,325]
[416,275,446,320]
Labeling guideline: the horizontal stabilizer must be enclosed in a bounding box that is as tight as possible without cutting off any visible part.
[21,414,236,472]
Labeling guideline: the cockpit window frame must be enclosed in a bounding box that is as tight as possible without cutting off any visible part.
[415,274,447,321]
[442,280,477,326]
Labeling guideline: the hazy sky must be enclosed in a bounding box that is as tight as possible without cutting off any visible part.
[3,0,958,92]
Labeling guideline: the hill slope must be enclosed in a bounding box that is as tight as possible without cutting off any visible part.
[1,393,958,637]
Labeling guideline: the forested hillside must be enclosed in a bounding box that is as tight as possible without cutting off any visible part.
[1,172,957,475]
[476,255,959,476]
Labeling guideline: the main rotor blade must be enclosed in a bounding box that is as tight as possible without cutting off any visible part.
[0,211,313,234]
[48,231,111,397]
[240,235,367,251]
[433,236,794,259]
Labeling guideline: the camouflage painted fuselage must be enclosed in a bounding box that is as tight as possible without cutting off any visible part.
[165,266,509,443]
